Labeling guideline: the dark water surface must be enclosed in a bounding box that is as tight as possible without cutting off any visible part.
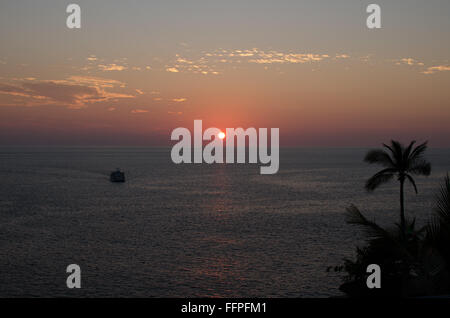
[0,147,449,297]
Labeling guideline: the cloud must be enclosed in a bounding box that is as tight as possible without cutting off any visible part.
[21,81,102,104]
[66,76,124,88]
[98,64,127,71]
[335,54,350,59]
[176,57,194,64]
[131,109,149,114]
[0,76,135,108]
[171,98,187,102]
[422,65,450,74]
[203,49,330,64]
[395,58,424,66]
[168,111,182,115]
[0,83,34,98]
[392,58,450,74]
[81,56,140,72]
[87,55,98,61]
[135,89,144,95]
[167,54,220,75]
[248,52,328,64]
[166,48,349,75]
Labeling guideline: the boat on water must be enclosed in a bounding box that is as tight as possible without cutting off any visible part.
[110,169,125,182]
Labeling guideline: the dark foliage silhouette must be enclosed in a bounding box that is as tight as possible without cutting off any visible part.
[364,140,431,236]
[339,143,450,297]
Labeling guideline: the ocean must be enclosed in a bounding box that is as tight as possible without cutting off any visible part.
[0,147,449,297]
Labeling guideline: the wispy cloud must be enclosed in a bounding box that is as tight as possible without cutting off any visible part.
[0,76,134,108]
[66,76,125,88]
[204,49,332,64]
[392,57,450,75]
[80,55,151,74]
[422,65,450,75]
[395,58,424,66]
[98,63,127,71]
[0,83,35,98]
[131,109,149,114]
[171,98,187,103]
[335,54,350,59]
[164,48,352,75]
[249,52,329,64]
[86,55,98,61]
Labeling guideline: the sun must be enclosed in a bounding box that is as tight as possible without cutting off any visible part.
[218,132,225,139]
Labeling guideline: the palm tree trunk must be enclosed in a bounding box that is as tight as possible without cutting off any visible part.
[400,177,405,237]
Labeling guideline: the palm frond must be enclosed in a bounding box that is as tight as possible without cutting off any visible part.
[409,141,428,162]
[382,142,394,155]
[345,205,392,241]
[405,174,418,194]
[390,140,405,166]
[382,141,400,166]
[403,140,416,165]
[409,159,431,176]
[365,169,395,191]
[435,174,450,226]
[364,149,395,167]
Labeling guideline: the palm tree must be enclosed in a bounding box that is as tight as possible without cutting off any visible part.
[341,205,425,297]
[434,173,450,231]
[426,174,450,265]
[364,140,431,236]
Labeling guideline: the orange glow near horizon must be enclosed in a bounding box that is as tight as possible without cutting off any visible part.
[1,2,450,147]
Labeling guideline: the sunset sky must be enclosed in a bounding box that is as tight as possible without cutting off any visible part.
[1,0,450,146]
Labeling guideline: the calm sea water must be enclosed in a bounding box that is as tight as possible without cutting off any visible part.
[0,147,449,297]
